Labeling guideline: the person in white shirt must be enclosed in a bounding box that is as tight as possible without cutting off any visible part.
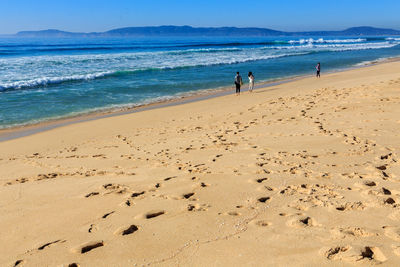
[248,72,254,92]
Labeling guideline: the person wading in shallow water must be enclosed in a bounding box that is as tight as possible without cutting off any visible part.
[234,72,243,96]
[316,62,321,78]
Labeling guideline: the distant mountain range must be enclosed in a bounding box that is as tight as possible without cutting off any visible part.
[13,26,400,38]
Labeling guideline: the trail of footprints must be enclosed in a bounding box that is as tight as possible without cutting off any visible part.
[325,245,388,264]
[11,172,213,266]
[304,85,400,263]
[252,84,400,264]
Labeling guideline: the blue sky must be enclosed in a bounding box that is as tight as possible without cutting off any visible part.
[0,0,399,34]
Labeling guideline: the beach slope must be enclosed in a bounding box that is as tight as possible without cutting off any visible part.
[1,61,400,266]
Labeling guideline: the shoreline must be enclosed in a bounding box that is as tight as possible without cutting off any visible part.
[0,74,309,142]
[1,55,399,142]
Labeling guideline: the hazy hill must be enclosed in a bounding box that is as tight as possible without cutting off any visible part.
[15,26,400,37]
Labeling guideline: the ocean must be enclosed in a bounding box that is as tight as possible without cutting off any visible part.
[1,36,400,129]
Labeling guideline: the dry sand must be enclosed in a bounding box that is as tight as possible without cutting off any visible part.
[1,61,400,266]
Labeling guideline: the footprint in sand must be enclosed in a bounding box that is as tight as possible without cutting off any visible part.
[200,182,209,188]
[254,220,271,227]
[144,210,165,219]
[288,202,309,211]
[182,192,195,199]
[325,246,351,260]
[85,192,100,198]
[257,197,271,203]
[187,204,209,212]
[88,224,98,233]
[102,211,115,219]
[103,183,129,193]
[364,181,377,187]
[84,183,129,198]
[122,199,134,207]
[37,239,65,250]
[331,227,375,238]
[115,225,139,236]
[288,216,318,228]
[256,177,268,184]
[164,176,177,181]
[336,202,365,211]
[380,153,393,160]
[74,241,104,254]
[131,191,145,198]
[226,211,241,216]
[382,187,391,195]
[13,260,25,266]
[376,165,388,172]
[384,197,396,205]
[324,246,387,264]
[358,247,387,263]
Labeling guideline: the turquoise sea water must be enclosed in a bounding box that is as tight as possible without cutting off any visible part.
[0,36,400,128]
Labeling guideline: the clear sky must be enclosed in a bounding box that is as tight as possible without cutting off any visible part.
[0,0,399,34]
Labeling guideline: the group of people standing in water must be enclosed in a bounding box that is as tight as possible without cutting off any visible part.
[234,63,321,95]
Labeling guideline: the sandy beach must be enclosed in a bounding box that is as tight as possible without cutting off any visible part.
[1,60,400,266]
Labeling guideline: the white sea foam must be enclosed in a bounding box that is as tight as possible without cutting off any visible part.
[278,41,400,52]
[354,56,397,67]
[0,51,307,90]
[0,71,114,90]
[314,42,399,51]
[288,38,366,44]
[1,39,399,91]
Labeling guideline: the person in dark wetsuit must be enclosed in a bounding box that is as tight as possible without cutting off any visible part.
[234,72,243,95]
[316,63,321,78]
